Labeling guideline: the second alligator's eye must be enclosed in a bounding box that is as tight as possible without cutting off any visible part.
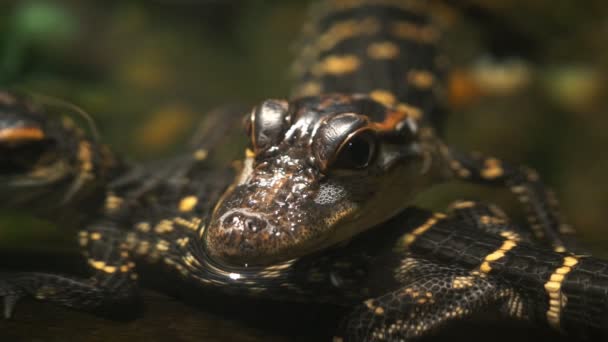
[332,130,376,170]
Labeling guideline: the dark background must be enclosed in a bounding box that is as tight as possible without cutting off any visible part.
[0,0,606,341]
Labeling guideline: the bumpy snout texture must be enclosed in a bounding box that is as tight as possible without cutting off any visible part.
[205,153,326,267]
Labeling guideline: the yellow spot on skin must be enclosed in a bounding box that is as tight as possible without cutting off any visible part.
[136,222,151,233]
[479,262,492,273]
[183,252,201,268]
[367,41,400,59]
[193,149,208,161]
[563,256,578,267]
[314,55,361,76]
[105,193,123,212]
[154,220,174,234]
[544,256,578,329]
[103,265,117,273]
[370,90,397,107]
[89,259,118,274]
[176,237,190,247]
[452,276,475,289]
[156,240,170,252]
[481,158,504,179]
[500,230,521,242]
[478,236,518,274]
[374,307,385,315]
[403,213,447,246]
[449,200,475,210]
[77,141,94,182]
[90,232,102,241]
[179,196,198,212]
[174,217,202,231]
[407,70,435,89]
[89,260,105,270]
[479,215,506,226]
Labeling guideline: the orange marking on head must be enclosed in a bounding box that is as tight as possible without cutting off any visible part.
[370,110,409,133]
[0,127,45,142]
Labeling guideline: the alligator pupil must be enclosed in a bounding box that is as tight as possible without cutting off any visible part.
[335,133,374,169]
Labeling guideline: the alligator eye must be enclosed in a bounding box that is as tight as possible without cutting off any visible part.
[332,130,376,170]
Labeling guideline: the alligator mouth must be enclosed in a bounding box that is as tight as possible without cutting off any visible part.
[0,126,55,175]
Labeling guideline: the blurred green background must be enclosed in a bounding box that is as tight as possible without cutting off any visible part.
[0,0,607,340]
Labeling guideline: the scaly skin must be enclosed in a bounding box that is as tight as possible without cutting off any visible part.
[0,1,605,341]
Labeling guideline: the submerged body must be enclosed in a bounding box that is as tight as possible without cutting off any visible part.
[0,1,607,341]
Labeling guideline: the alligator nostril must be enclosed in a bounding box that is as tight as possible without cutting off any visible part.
[245,218,257,232]
[221,210,268,234]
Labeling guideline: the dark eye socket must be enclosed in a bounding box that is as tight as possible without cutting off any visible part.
[332,130,376,170]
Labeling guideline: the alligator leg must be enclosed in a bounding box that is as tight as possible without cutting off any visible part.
[337,258,517,341]
[444,148,578,252]
[0,220,138,318]
[446,200,533,242]
[357,204,608,342]
[109,104,245,199]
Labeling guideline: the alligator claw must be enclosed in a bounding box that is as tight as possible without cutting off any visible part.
[0,277,23,319]
[3,294,20,319]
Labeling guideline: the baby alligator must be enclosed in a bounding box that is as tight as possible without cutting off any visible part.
[1,0,607,341]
